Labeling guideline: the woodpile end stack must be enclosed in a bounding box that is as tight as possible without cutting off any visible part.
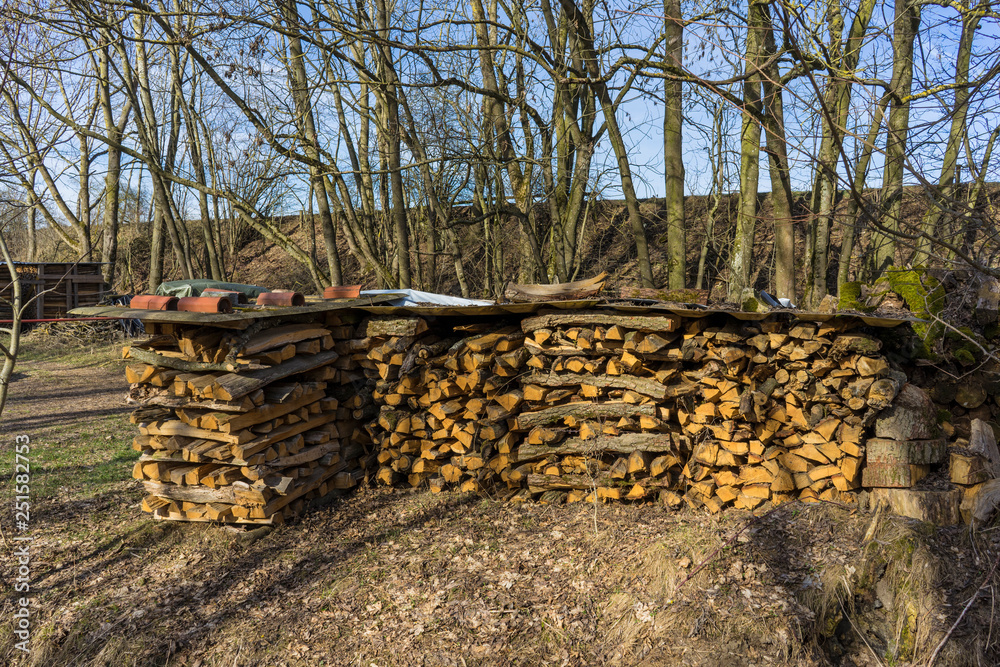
[513,312,899,511]
[125,313,368,524]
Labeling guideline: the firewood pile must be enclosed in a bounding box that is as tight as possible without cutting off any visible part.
[361,316,524,494]
[865,371,1000,525]
[360,309,905,512]
[509,310,692,504]
[116,295,985,523]
[673,319,901,511]
[124,314,369,524]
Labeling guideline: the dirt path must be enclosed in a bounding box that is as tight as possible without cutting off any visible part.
[0,343,996,666]
[0,360,131,436]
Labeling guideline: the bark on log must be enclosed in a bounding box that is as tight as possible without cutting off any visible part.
[514,402,656,430]
[126,347,263,372]
[526,472,674,491]
[522,373,670,400]
[521,310,680,334]
[516,433,679,461]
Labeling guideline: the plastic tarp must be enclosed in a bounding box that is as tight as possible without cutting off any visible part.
[359,289,494,307]
[155,280,270,299]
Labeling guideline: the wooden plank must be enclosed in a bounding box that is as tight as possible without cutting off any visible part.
[143,481,236,504]
[210,350,338,401]
[245,442,339,476]
[618,286,710,304]
[211,390,325,433]
[521,310,681,334]
[125,346,264,373]
[140,420,253,444]
[240,324,332,355]
[69,294,397,329]
[145,394,258,413]
[251,464,344,518]
[359,300,600,317]
[516,433,679,461]
[514,402,656,430]
[230,410,338,459]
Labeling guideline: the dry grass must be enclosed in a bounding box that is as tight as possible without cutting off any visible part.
[4,341,1000,666]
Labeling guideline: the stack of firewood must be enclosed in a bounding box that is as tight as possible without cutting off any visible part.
[508,310,692,504]
[125,315,367,524]
[671,318,897,511]
[361,316,524,493]
[359,310,900,512]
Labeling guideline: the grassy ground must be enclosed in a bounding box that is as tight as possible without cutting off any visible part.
[1,331,998,666]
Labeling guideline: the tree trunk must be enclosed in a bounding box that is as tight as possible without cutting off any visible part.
[870,0,920,279]
[807,0,876,304]
[26,168,37,262]
[162,41,192,279]
[149,207,165,292]
[558,0,654,287]
[663,0,685,289]
[728,5,764,300]
[375,0,410,288]
[283,0,340,286]
[696,106,724,291]
[759,5,795,302]
[98,36,131,287]
[912,5,981,266]
[76,132,93,258]
[471,0,545,283]
[177,71,223,281]
[101,132,122,286]
[838,95,890,293]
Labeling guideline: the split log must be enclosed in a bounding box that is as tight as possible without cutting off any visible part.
[521,373,670,400]
[210,350,339,401]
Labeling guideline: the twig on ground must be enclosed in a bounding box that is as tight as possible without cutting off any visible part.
[0,517,11,550]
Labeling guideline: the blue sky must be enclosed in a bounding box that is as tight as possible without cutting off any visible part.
[7,0,999,228]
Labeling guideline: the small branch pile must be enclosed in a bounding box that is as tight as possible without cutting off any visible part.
[125,315,368,524]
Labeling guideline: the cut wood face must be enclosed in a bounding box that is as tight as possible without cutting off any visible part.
[351,310,912,514]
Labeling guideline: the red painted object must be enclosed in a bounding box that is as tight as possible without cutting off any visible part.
[324,285,361,299]
[130,295,178,311]
[176,296,233,313]
[256,292,305,307]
